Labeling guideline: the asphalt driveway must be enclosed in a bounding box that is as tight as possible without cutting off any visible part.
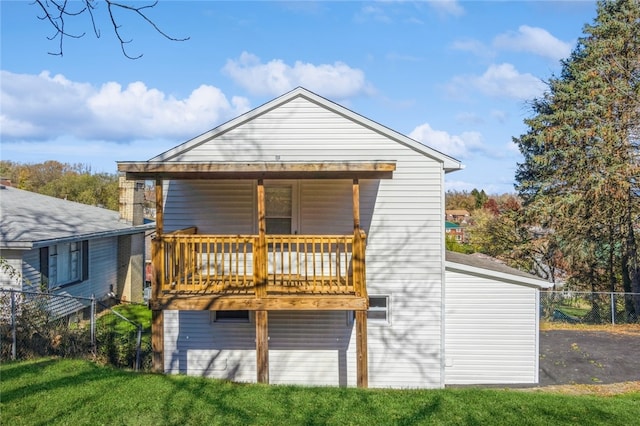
[539,329,640,386]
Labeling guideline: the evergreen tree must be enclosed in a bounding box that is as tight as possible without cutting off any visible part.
[514,0,640,318]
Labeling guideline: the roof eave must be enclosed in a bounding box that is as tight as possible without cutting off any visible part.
[118,160,396,180]
[445,261,553,289]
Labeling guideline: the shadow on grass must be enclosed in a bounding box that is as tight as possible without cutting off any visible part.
[2,359,637,425]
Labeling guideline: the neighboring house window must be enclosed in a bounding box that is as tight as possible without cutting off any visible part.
[212,310,251,323]
[368,295,390,323]
[40,241,88,288]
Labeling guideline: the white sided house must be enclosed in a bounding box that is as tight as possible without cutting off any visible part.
[0,181,153,313]
[118,87,547,388]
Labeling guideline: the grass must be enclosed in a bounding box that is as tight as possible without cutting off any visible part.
[98,303,152,332]
[556,305,590,318]
[2,358,639,426]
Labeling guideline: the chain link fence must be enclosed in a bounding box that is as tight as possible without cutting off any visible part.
[540,291,640,325]
[0,289,151,370]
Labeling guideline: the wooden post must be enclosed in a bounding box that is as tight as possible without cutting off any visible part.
[256,310,269,383]
[255,181,269,383]
[355,310,368,388]
[151,179,164,373]
[151,309,164,372]
[255,179,267,298]
[353,179,360,232]
[155,178,164,235]
[352,179,365,297]
[353,179,368,387]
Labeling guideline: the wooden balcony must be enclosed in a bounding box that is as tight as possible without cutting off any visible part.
[149,230,368,311]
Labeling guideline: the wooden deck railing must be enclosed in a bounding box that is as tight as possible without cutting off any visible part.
[153,233,366,297]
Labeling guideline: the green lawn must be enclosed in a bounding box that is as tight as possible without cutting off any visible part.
[557,305,590,318]
[1,358,638,425]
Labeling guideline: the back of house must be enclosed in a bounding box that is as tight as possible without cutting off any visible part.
[120,87,461,388]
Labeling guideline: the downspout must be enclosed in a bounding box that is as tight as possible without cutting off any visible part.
[534,288,540,383]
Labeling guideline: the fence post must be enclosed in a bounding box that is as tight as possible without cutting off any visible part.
[135,325,142,371]
[611,292,615,325]
[90,295,96,350]
[10,290,16,361]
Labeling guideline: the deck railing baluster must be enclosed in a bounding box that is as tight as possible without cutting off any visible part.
[160,234,361,296]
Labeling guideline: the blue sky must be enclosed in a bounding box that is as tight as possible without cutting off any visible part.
[1,1,597,194]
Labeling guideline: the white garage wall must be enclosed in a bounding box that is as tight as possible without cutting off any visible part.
[444,269,540,385]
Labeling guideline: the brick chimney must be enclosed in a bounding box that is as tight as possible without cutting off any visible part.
[119,177,145,226]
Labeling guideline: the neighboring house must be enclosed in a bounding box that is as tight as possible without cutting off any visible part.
[446,209,471,224]
[0,180,153,314]
[445,221,466,243]
[118,87,549,388]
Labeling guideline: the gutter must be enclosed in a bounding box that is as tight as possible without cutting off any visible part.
[2,223,155,250]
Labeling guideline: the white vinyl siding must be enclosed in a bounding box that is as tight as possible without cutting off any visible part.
[0,250,24,290]
[161,96,446,388]
[16,238,121,317]
[164,180,254,234]
[444,270,540,385]
[164,310,356,386]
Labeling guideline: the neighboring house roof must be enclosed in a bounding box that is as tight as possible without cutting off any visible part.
[445,251,552,288]
[0,186,153,250]
[146,87,463,173]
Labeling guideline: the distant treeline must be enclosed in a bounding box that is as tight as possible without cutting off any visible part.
[0,160,119,211]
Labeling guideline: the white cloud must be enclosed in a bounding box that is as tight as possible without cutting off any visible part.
[490,109,509,123]
[222,52,372,98]
[493,25,572,61]
[450,38,494,59]
[357,5,392,23]
[506,140,521,155]
[409,122,484,159]
[0,70,250,142]
[428,0,464,17]
[448,63,546,100]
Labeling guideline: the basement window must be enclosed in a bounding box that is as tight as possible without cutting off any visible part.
[368,295,389,324]
[212,310,251,323]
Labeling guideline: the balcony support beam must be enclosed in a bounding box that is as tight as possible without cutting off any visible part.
[256,310,269,383]
[151,178,165,373]
[353,178,369,388]
[356,310,368,388]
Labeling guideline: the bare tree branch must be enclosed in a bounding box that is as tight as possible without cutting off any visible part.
[32,0,189,59]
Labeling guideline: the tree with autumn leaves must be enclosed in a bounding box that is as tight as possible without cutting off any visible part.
[0,160,120,211]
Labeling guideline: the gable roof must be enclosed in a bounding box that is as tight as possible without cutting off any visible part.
[0,186,152,250]
[147,87,463,173]
[445,251,552,288]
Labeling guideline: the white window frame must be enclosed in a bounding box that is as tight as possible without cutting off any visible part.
[259,181,299,235]
[47,241,85,288]
[367,295,390,324]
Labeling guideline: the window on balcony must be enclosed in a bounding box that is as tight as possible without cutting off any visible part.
[265,186,292,234]
[264,183,298,234]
